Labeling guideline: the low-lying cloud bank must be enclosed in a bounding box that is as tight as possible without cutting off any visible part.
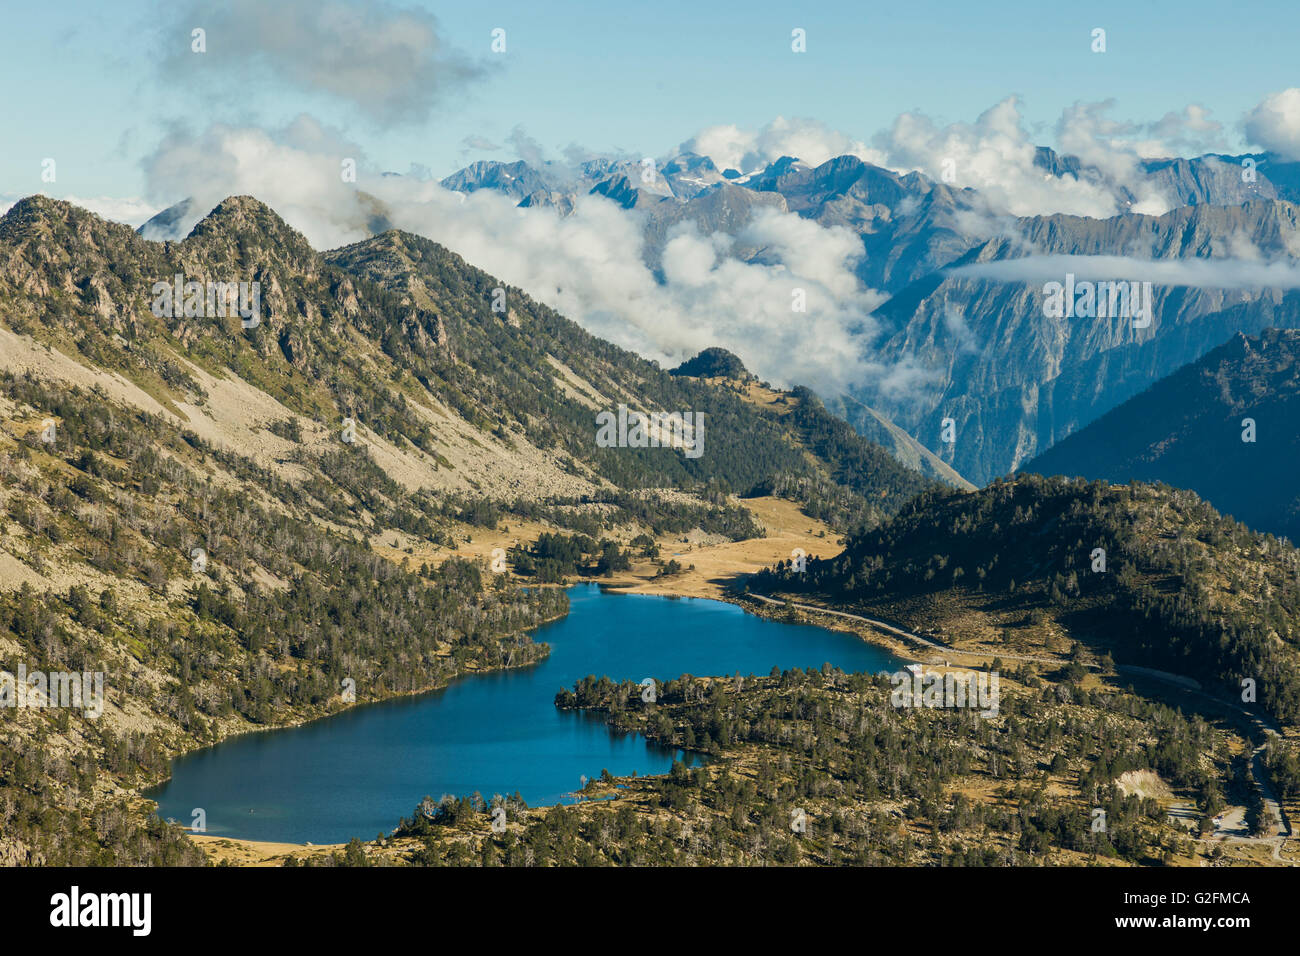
[136,118,904,396]
[160,0,481,125]
[951,254,1300,290]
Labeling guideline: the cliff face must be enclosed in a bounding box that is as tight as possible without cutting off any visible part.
[862,201,1300,484]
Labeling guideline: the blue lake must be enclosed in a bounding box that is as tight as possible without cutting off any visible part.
[147,584,904,844]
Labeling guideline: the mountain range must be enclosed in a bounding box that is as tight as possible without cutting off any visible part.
[6,191,1300,867]
[20,195,957,537]
[403,147,1300,490]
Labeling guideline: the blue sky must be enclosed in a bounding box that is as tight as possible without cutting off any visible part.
[3,0,1298,205]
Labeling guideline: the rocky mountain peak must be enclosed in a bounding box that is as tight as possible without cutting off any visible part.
[177,195,321,275]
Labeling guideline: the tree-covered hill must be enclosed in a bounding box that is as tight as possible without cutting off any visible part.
[0,372,562,864]
[755,475,1300,728]
[372,667,1247,867]
[669,347,751,380]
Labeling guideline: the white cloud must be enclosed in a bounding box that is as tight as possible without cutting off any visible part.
[1052,101,1174,215]
[141,116,371,248]
[677,98,1221,221]
[680,117,881,174]
[386,189,889,392]
[737,209,873,302]
[162,0,483,124]
[1142,104,1228,157]
[0,193,159,227]
[864,97,1180,219]
[62,196,161,227]
[951,253,1300,290]
[1243,88,1300,160]
[942,304,979,354]
[460,135,502,153]
[871,98,1114,217]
